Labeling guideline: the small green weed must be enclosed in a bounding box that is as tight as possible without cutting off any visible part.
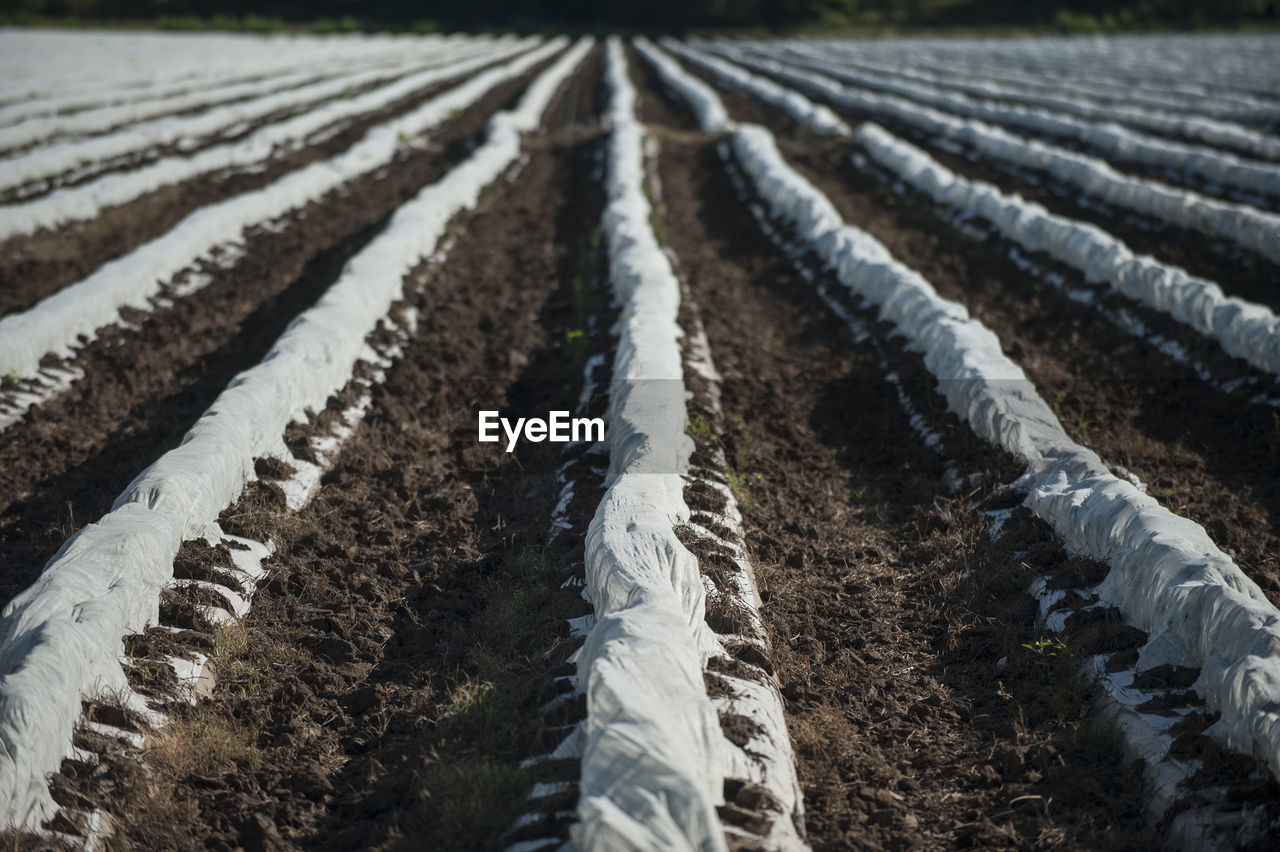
[687,413,713,438]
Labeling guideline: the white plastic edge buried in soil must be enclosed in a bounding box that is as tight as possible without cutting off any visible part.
[0,38,556,396]
[0,36,592,832]
[571,38,727,852]
[702,43,1280,266]
[0,37,532,240]
[855,123,1280,378]
[646,32,1280,813]
[733,123,1280,787]
[679,315,809,851]
[0,42,485,190]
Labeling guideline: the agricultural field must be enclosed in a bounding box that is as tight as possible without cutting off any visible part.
[1,25,1280,851]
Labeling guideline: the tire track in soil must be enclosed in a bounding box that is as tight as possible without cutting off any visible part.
[644,109,1150,849]
[721,57,1280,316]
[45,49,608,852]
[0,54,571,612]
[0,50,530,320]
[687,73,1280,608]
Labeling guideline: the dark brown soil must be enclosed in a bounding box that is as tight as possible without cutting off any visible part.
[0,55,568,612]
[0,49,539,320]
[642,62,1151,849]
[37,47,608,852]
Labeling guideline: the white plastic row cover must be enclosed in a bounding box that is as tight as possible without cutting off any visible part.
[0,38,533,240]
[857,123,1280,378]
[0,43,435,153]
[748,43,1280,200]
[801,33,1280,100]
[645,30,1280,807]
[732,124,1280,792]
[0,33,486,128]
[0,39,554,387]
[704,45,1280,265]
[571,38,729,852]
[632,37,732,134]
[789,42,1280,160]
[796,39,1280,123]
[0,43,488,187]
[0,30,443,106]
[661,39,848,137]
[0,37,591,832]
[671,43,1280,382]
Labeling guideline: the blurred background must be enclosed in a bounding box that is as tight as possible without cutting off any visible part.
[0,0,1277,36]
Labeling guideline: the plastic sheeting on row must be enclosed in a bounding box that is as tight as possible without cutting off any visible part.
[570,38,729,852]
[788,42,1280,160]
[0,38,560,388]
[0,32,480,128]
[632,37,731,134]
[797,33,1280,102]
[0,43,437,153]
[643,30,1280,807]
[750,43,1280,200]
[730,123,1280,790]
[704,45,1280,265]
[0,38,536,240]
[0,42,487,186]
[662,39,848,137]
[0,30,432,108]
[798,39,1280,125]
[857,123,1280,377]
[0,37,592,832]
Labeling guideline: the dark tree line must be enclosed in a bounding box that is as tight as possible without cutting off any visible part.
[1,0,1276,31]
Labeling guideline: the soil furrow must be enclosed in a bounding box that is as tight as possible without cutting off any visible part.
[642,94,1150,849]
[34,47,606,852]
[0,54,574,612]
[687,75,1280,609]
[0,51,535,320]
